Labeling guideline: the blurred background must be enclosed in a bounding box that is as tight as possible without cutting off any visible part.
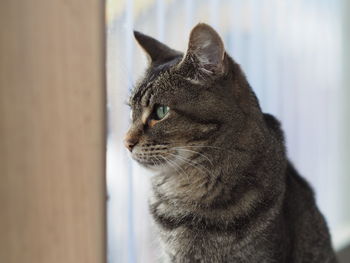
[106,0,350,262]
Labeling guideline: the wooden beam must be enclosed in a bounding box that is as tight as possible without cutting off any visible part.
[0,1,106,262]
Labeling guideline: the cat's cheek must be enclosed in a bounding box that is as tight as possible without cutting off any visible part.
[189,124,220,141]
[200,124,219,134]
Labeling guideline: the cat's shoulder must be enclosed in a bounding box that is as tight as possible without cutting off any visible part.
[263,113,284,142]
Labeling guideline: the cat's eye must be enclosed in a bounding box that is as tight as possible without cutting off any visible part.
[154,105,169,120]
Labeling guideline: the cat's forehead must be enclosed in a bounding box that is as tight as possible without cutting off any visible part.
[129,57,183,107]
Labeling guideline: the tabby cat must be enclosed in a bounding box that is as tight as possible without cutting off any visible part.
[124,23,337,263]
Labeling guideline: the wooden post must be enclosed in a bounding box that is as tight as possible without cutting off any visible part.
[0,1,106,262]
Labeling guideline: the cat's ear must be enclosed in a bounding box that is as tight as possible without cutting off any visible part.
[134,31,181,65]
[179,23,226,78]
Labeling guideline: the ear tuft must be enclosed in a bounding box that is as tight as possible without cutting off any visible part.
[133,30,181,64]
[184,23,226,75]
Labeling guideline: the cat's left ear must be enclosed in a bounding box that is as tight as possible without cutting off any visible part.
[134,31,181,65]
[179,23,226,78]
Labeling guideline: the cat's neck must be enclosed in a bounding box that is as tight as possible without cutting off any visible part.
[150,139,286,210]
[149,117,287,240]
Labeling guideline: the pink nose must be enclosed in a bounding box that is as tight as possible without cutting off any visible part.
[124,135,138,152]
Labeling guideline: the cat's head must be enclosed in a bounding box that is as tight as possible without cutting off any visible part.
[124,23,262,171]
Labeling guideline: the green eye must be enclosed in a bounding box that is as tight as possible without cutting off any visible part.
[155,105,169,120]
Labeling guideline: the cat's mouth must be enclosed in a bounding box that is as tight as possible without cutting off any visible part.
[130,145,197,171]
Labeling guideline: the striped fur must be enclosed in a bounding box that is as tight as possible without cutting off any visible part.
[125,24,337,262]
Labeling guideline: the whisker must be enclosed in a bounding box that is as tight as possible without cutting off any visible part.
[173,145,246,154]
[171,147,214,167]
[168,153,212,180]
[160,155,190,183]
[170,153,212,175]
[154,156,168,171]
[159,155,178,174]
[150,157,157,167]
[166,156,191,183]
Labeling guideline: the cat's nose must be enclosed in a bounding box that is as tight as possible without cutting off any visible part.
[124,135,138,152]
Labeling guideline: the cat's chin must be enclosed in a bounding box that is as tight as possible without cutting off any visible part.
[136,160,172,173]
[137,161,158,170]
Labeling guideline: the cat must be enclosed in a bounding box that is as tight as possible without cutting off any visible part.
[124,23,338,263]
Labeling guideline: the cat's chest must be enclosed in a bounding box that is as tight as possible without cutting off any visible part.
[158,227,225,262]
[156,223,279,263]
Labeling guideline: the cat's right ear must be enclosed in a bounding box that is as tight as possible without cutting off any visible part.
[178,23,226,82]
[134,31,181,65]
